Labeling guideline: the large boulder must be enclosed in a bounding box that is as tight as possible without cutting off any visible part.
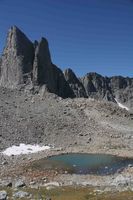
[0,191,7,200]
[0,26,34,88]
[14,179,26,188]
[13,191,30,199]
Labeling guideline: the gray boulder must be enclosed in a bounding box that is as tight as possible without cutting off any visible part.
[0,180,12,187]
[13,191,30,198]
[14,180,26,188]
[111,175,131,187]
[45,197,52,200]
[0,191,7,200]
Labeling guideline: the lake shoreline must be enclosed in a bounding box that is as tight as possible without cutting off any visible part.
[0,146,133,193]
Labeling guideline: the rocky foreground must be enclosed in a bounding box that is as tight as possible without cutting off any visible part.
[0,87,133,199]
[0,86,133,152]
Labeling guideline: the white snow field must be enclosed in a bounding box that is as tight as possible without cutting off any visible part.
[2,143,50,156]
[115,98,129,111]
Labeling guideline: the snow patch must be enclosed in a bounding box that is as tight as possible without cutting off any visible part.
[2,143,50,156]
[115,98,129,111]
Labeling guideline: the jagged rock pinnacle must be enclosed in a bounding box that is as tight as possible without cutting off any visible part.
[0,26,74,98]
[64,68,87,97]
[0,26,34,87]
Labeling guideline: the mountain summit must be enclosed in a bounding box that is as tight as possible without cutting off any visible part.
[0,26,74,98]
[0,26,133,109]
[0,26,34,87]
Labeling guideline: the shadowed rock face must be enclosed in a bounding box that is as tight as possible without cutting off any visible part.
[32,38,52,85]
[32,38,75,98]
[51,64,75,98]
[81,73,115,102]
[81,73,133,109]
[0,26,34,87]
[110,76,133,109]
[64,68,87,98]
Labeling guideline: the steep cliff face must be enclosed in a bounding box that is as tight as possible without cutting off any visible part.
[110,76,133,109]
[0,26,34,87]
[81,73,115,102]
[81,73,133,109]
[32,38,52,85]
[32,38,75,98]
[64,68,87,98]
[0,26,74,98]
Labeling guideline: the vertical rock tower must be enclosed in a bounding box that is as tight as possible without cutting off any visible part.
[0,26,34,87]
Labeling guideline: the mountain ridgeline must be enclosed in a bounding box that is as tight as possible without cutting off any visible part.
[0,26,133,109]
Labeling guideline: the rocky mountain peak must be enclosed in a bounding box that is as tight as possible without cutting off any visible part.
[64,68,87,98]
[32,37,52,85]
[6,26,33,55]
[81,72,115,102]
[64,68,78,83]
[10,25,23,35]
[32,40,75,98]
[0,26,75,98]
[0,26,34,87]
[35,37,51,65]
[0,26,133,108]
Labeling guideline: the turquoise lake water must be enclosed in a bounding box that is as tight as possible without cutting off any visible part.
[47,153,133,175]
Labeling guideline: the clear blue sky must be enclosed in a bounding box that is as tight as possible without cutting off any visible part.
[0,0,133,77]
